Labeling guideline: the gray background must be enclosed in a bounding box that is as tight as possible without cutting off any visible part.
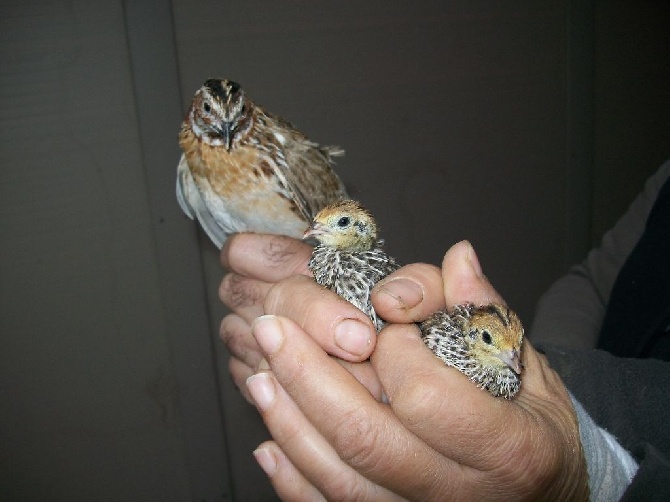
[1,0,669,500]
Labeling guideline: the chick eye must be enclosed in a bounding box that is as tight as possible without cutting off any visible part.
[203,102,211,113]
[337,216,351,228]
[481,330,492,345]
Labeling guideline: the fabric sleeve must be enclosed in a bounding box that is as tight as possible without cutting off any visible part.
[570,395,637,501]
[539,343,670,500]
[529,160,670,349]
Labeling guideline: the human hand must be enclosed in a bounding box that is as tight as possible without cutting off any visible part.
[245,240,590,500]
[218,233,380,403]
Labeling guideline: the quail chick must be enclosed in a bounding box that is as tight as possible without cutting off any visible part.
[420,303,524,399]
[177,78,348,248]
[303,200,400,331]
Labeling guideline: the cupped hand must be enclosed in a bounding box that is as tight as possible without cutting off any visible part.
[245,240,589,501]
[219,233,379,402]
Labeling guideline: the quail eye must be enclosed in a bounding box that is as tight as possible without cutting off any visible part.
[203,102,211,113]
[481,330,492,345]
[337,216,350,228]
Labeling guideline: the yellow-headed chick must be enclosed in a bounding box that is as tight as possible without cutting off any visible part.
[420,303,524,398]
[303,200,400,331]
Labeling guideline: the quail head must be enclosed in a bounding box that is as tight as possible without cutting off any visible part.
[420,303,524,399]
[177,78,348,248]
[303,200,400,331]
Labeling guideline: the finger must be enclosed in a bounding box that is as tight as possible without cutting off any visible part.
[229,357,385,411]
[372,263,445,323]
[372,323,526,472]
[221,233,312,280]
[441,240,504,307]
[221,308,384,403]
[336,360,384,401]
[253,441,327,502]
[264,275,377,361]
[219,314,264,369]
[246,370,401,501]
[228,356,255,404]
[251,314,456,500]
[218,273,272,324]
[371,241,504,325]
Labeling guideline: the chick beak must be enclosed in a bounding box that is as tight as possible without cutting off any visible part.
[499,348,522,374]
[303,221,329,241]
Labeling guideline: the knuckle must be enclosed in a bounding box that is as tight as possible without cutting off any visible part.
[218,315,234,344]
[331,407,382,471]
[219,315,260,366]
[219,315,242,347]
[261,235,310,271]
[394,373,446,425]
[219,273,262,310]
[318,470,370,502]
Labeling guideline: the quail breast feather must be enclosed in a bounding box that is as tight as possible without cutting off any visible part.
[177,78,348,248]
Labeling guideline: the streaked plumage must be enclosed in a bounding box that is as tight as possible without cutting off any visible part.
[177,78,348,248]
[420,303,524,399]
[304,200,400,331]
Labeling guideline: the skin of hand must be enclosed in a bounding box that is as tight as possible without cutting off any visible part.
[219,233,382,403]
[219,235,590,501]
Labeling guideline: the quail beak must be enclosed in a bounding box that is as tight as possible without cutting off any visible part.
[303,222,329,241]
[498,348,522,374]
[218,121,234,151]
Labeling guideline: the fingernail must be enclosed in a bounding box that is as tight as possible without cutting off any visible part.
[257,358,270,371]
[335,319,371,356]
[464,241,484,278]
[252,315,283,355]
[377,277,424,309]
[246,372,276,410]
[253,446,278,477]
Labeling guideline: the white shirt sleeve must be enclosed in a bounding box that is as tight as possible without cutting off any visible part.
[571,394,638,501]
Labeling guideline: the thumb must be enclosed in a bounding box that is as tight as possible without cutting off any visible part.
[441,240,504,307]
